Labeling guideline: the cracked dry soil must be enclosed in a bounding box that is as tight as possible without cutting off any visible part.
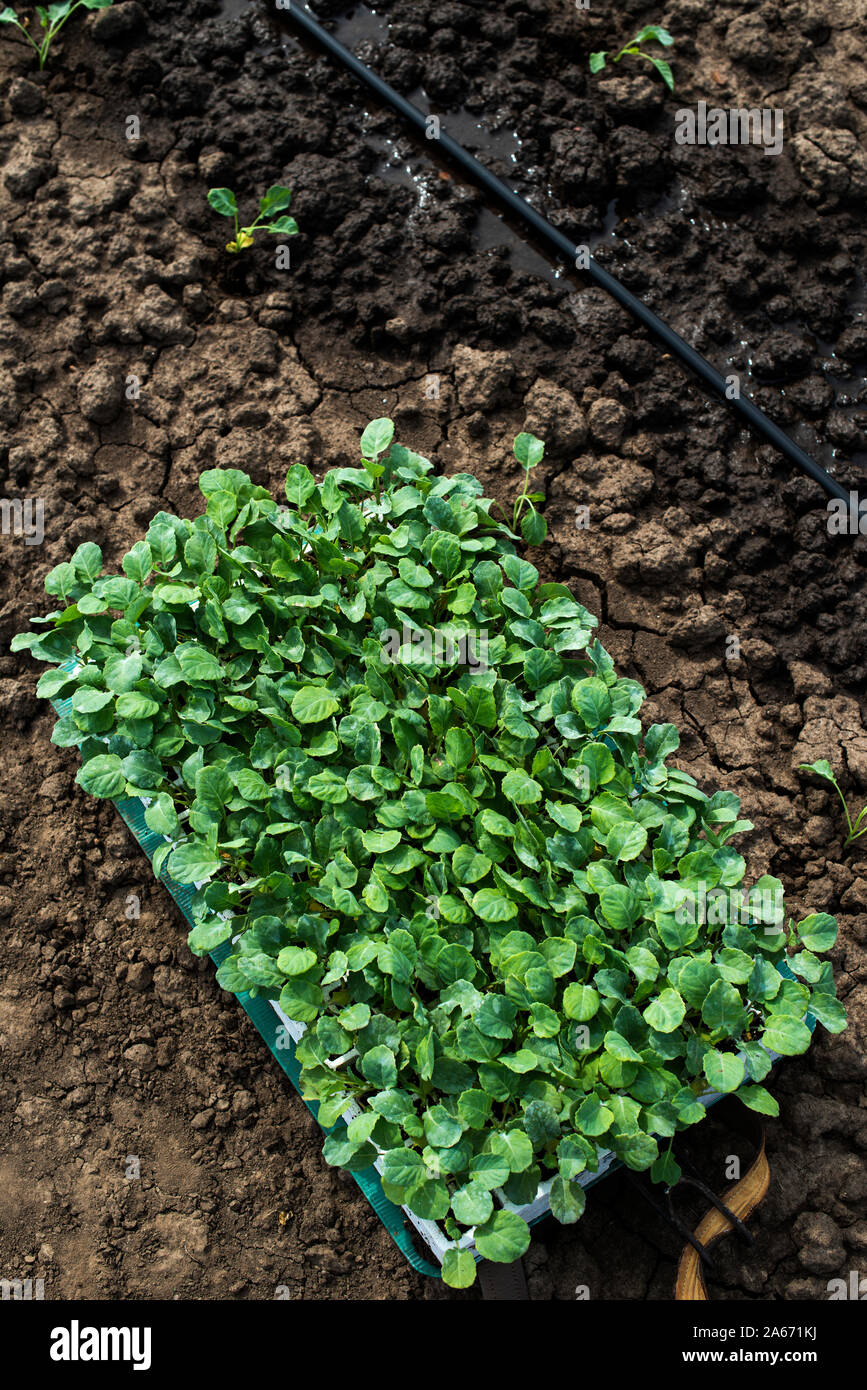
[1,0,867,1300]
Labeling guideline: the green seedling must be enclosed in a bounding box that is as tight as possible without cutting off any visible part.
[590,24,675,92]
[509,432,547,546]
[0,0,111,69]
[16,420,845,1290]
[799,760,867,846]
[208,185,298,254]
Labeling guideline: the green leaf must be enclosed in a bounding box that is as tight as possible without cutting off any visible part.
[144,792,179,838]
[501,769,542,805]
[798,759,836,785]
[259,184,292,216]
[208,187,238,219]
[703,1049,745,1093]
[476,994,516,1039]
[452,845,491,885]
[574,1094,612,1137]
[599,883,639,931]
[423,1105,462,1149]
[116,691,159,720]
[650,56,674,91]
[71,541,102,582]
[166,841,223,885]
[738,1085,779,1117]
[607,822,648,863]
[701,979,747,1037]
[489,1129,533,1173]
[634,24,674,46]
[451,1182,493,1227]
[76,753,125,799]
[521,510,547,546]
[441,1246,477,1289]
[277,945,317,976]
[471,888,518,923]
[513,433,544,469]
[176,643,223,683]
[291,686,340,723]
[381,1147,425,1190]
[644,988,685,1034]
[405,1178,450,1220]
[361,1045,398,1090]
[796,913,837,953]
[474,1210,531,1263]
[761,1014,812,1056]
[72,687,113,715]
[187,919,234,955]
[104,653,143,693]
[563,984,600,1021]
[807,992,847,1033]
[430,533,462,580]
[122,540,153,585]
[550,1175,586,1224]
[285,463,316,507]
[589,51,607,74]
[360,417,395,461]
[501,554,538,592]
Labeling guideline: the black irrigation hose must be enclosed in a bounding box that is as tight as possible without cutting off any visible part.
[280,1,852,506]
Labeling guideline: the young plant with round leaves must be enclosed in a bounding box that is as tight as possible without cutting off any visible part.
[590,24,675,92]
[508,432,547,547]
[16,421,845,1289]
[207,185,299,254]
[1,0,111,68]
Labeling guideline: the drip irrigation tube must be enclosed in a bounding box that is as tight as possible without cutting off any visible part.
[280,1,852,506]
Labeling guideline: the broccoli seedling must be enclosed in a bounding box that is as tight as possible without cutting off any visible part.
[0,0,112,70]
[799,760,867,847]
[511,432,547,545]
[208,185,299,254]
[590,24,675,92]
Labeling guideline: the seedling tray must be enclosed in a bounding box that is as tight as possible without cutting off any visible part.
[51,676,812,1277]
[53,709,793,1278]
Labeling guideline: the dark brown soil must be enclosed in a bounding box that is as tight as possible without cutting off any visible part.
[1,0,866,1301]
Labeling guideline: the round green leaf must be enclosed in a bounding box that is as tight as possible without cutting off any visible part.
[473,1210,531,1264]
[451,1182,494,1227]
[761,1014,812,1056]
[550,1174,586,1224]
[277,945,317,977]
[606,821,648,863]
[166,840,222,885]
[796,913,837,953]
[76,753,125,798]
[703,1049,745,1093]
[490,1128,534,1173]
[360,417,395,461]
[563,984,600,1021]
[423,1105,462,1149]
[643,988,685,1034]
[208,187,237,218]
[501,769,542,805]
[291,686,340,723]
[361,1044,398,1090]
[441,1246,477,1289]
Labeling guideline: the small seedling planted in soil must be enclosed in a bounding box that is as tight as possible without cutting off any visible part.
[799,760,867,847]
[504,432,547,546]
[0,0,111,69]
[590,24,675,92]
[208,185,299,253]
